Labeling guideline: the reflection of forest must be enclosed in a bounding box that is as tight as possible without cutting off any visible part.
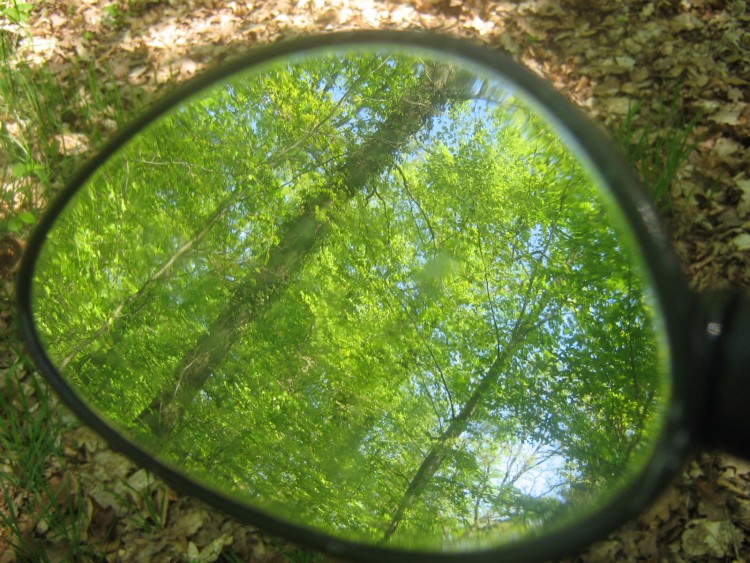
[33,49,667,550]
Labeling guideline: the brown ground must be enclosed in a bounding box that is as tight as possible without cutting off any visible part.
[1,1,750,561]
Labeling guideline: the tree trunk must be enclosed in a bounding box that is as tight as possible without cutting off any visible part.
[382,272,557,540]
[137,65,462,435]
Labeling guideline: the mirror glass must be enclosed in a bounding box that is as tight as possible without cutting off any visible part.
[29,43,671,551]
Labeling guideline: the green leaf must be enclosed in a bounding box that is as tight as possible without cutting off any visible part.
[1,2,33,25]
[11,162,31,178]
[5,217,22,232]
[17,211,36,225]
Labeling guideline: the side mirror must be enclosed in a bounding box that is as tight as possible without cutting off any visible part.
[16,31,750,562]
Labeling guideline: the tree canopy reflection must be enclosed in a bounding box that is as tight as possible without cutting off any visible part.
[32,49,669,550]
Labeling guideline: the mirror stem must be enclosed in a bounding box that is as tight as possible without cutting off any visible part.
[705,291,750,458]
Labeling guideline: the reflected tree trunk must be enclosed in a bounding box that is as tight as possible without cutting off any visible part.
[59,189,238,370]
[58,58,392,370]
[137,66,465,436]
[380,196,571,539]
[382,281,556,540]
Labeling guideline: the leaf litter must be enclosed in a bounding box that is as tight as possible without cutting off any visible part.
[1,0,749,561]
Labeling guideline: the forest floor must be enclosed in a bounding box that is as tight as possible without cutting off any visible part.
[1,1,750,561]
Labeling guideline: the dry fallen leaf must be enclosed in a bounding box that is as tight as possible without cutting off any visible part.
[88,498,118,543]
[732,233,750,251]
[681,518,742,558]
[170,506,210,538]
[54,132,89,155]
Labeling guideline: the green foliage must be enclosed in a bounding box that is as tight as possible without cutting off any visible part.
[30,49,671,551]
[0,1,33,25]
[102,3,126,28]
[0,360,96,561]
[0,31,130,239]
[0,362,61,491]
[615,91,699,211]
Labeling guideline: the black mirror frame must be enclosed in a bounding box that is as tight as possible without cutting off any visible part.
[16,30,711,562]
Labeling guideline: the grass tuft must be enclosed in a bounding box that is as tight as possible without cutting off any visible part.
[0,355,95,561]
[0,362,61,491]
[0,13,130,560]
[0,26,133,238]
[614,90,700,213]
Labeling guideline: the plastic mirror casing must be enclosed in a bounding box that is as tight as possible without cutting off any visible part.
[15,31,712,562]
[702,292,750,459]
